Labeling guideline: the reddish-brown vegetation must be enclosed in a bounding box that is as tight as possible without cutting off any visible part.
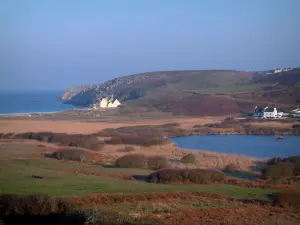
[274,190,300,209]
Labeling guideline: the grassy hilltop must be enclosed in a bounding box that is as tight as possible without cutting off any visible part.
[60,69,300,115]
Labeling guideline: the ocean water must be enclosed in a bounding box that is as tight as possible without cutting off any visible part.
[0,91,77,114]
[170,135,300,158]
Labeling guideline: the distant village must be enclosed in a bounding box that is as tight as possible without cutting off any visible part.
[265,67,294,75]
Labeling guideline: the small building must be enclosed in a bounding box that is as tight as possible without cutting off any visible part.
[291,109,300,118]
[99,95,121,108]
[264,107,277,118]
[274,68,282,73]
[100,98,109,108]
[253,106,267,117]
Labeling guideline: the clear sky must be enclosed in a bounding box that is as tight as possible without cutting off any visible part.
[1,0,300,91]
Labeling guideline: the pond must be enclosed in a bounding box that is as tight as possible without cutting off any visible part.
[170,135,300,158]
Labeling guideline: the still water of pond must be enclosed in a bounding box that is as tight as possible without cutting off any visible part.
[170,135,300,158]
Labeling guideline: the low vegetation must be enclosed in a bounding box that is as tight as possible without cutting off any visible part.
[9,132,104,150]
[263,162,295,179]
[98,123,188,146]
[224,163,240,172]
[51,149,92,162]
[83,208,162,225]
[147,169,226,184]
[262,156,300,180]
[147,156,171,170]
[105,135,167,146]
[115,154,148,168]
[0,195,162,225]
[181,153,197,164]
[115,154,171,170]
[0,195,73,216]
[274,190,300,209]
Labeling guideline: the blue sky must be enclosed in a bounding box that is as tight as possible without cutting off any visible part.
[1,0,300,91]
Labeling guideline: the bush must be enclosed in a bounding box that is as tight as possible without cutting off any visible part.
[262,162,295,179]
[181,153,197,164]
[14,132,103,150]
[84,208,162,225]
[51,149,91,162]
[147,156,171,170]
[105,135,167,146]
[115,154,147,168]
[274,190,300,209]
[224,163,240,172]
[147,169,225,184]
[98,124,188,146]
[284,156,300,175]
[121,146,135,152]
[0,195,73,216]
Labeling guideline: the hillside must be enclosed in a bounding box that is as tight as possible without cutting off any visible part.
[60,69,300,116]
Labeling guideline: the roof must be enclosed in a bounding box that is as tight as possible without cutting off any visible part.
[254,107,264,113]
[264,108,276,112]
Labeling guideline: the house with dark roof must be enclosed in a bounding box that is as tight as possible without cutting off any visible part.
[253,106,267,117]
[263,107,277,118]
[253,106,279,118]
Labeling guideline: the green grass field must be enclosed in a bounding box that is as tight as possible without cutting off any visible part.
[0,158,275,198]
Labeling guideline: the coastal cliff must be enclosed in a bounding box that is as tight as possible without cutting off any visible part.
[59,69,300,115]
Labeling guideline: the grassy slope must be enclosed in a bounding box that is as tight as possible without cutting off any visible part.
[0,158,274,197]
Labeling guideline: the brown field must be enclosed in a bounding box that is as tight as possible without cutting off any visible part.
[0,116,223,134]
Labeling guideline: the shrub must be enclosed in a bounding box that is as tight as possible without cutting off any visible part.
[262,162,295,179]
[224,163,240,172]
[0,195,73,216]
[14,132,103,150]
[51,149,91,162]
[274,190,300,209]
[84,208,162,225]
[105,135,167,146]
[147,169,225,184]
[181,153,197,164]
[123,146,135,152]
[284,156,300,175]
[98,124,188,146]
[147,156,171,170]
[115,154,147,168]
[0,133,15,139]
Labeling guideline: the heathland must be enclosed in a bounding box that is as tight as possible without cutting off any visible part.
[0,114,300,225]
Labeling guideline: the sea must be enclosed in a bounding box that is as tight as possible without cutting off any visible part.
[0,90,77,114]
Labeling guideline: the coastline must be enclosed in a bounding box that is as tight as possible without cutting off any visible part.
[0,111,63,116]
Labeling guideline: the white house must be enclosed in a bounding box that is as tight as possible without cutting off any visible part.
[100,98,109,108]
[263,107,277,118]
[99,95,121,108]
[274,68,282,73]
[291,109,300,118]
